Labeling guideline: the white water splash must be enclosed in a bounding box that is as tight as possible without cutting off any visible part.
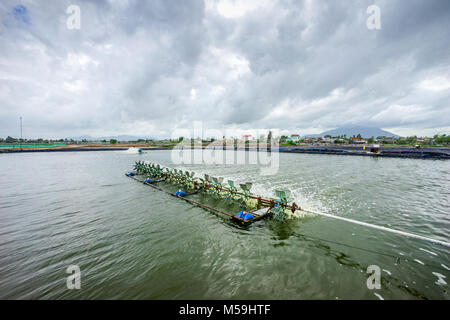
[419,248,438,256]
[383,269,392,275]
[432,272,447,286]
[124,147,142,154]
[173,167,323,220]
[374,293,384,300]
[414,259,425,265]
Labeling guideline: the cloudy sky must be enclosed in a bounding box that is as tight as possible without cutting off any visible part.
[0,0,449,139]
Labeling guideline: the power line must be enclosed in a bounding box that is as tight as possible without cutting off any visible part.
[20,116,22,150]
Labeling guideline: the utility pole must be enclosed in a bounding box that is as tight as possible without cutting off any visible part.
[20,116,23,150]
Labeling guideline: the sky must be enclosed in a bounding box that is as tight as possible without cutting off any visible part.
[0,0,449,139]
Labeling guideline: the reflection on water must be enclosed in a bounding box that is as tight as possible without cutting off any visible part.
[0,150,449,299]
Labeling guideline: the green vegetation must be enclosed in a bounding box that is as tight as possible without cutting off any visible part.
[433,134,450,145]
[281,140,297,146]
[1,133,449,149]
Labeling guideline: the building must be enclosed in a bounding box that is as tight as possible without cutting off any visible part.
[351,138,367,144]
[287,134,300,143]
[318,137,333,144]
[377,136,395,144]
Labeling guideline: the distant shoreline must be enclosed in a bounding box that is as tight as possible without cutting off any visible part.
[0,146,169,153]
[1,144,448,160]
[277,146,449,160]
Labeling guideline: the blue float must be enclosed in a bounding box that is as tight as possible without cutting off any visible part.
[236,210,255,221]
[175,189,187,197]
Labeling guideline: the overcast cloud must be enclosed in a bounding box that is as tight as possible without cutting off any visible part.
[0,0,449,139]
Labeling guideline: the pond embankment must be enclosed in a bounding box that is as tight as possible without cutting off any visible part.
[1,144,449,159]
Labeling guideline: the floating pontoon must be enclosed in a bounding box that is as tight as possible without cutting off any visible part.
[126,161,299,225]
[125,161,450,248]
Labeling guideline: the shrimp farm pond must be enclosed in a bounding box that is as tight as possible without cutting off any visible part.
[0,149,449,299]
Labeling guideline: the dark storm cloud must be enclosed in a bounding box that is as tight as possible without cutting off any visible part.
[0,0,449,138]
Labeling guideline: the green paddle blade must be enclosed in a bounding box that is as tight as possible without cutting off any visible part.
[275,189,291,200]
[240,182,252,192]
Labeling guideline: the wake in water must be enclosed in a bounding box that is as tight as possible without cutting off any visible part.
[173,165,321,220]
[124,147,143,154]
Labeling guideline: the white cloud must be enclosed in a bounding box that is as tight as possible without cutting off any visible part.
[66,53,99,69]
[371,104,435,124]
[418,77,450,92]
[207,0,272,18]
[0,0,449,138]
[190,88,197,100]
[63,80,86,92]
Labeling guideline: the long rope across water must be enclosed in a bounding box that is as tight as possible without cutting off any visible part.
[298,208,450,248]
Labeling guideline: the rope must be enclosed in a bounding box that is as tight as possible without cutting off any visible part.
[299,208,450,248]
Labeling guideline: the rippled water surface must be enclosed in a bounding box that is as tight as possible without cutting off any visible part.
[0,150,449,299]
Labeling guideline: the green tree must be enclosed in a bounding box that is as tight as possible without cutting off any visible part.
[110,139,117,144]
[405,136,417,145]
[5,136,16,143]
[433,134,449,145]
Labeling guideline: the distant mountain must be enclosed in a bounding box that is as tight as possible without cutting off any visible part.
[306,126,399,138]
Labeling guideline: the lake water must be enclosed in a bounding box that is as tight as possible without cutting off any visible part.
[0,150,449,299]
